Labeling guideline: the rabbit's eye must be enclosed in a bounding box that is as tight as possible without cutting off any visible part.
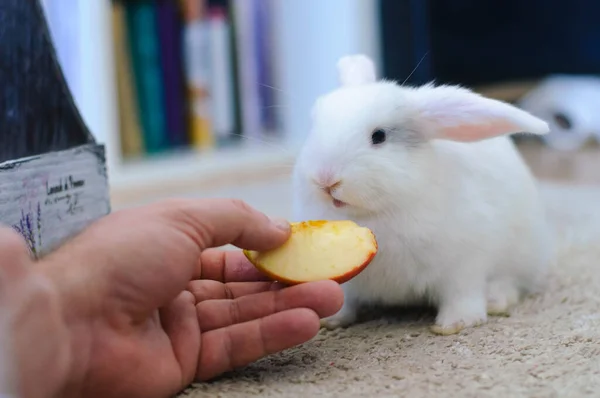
[371,129,386,145]
[553,112,572,130]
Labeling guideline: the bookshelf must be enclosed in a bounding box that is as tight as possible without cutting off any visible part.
[41,0,381,196]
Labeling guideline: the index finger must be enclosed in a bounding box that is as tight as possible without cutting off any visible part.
[195,249,270,282]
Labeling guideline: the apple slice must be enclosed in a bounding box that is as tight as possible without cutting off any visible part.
[243,220,378,285]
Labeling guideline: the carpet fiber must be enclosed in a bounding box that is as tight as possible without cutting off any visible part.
[182,182,600,397]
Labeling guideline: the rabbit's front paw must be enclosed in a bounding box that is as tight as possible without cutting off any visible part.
[486,279,520,317]
[431,295,487,335]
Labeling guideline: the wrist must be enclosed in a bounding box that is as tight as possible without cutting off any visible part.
[34,258,93,398]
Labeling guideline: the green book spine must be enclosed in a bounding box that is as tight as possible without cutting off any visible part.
[125,0,168,153]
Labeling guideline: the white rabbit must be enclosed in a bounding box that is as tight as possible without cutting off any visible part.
[291,54,555,335]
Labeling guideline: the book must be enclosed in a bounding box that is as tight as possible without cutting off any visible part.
[111,0,144,158]
[156,0,188,148]
[207,3,236,141]
[231,0,262,139]
[181,0,215,150]
[253,0,278,133]
[224,0,243,141]
[125,0,169,154]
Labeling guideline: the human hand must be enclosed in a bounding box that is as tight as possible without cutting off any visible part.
[0,228,71,398]
[187,246,343,381]
[38,198,344,398]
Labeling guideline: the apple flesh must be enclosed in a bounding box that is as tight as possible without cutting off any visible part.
[243,220,378,285]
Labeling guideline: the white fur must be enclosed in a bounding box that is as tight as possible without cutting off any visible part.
[337,54,377,87]
[292,54,555,334]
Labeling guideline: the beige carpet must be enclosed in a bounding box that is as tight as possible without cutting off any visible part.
[182,181,600,398]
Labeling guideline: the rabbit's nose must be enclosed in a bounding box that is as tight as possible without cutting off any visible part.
[314,171,342,194]
[322,181,342,195]
[314,170,342,193]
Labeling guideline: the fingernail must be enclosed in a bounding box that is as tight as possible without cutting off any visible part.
[270,217,290,232]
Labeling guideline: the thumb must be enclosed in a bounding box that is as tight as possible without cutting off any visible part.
[162,198,291,251]
[0,227,33,289]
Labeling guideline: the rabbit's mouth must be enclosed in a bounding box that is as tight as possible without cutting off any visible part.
[332,198,347,208]
[316,182,348,208]
[326,190,347,208]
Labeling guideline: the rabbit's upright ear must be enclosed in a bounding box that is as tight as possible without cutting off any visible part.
[412,84,550,142]
[337,54,377,87]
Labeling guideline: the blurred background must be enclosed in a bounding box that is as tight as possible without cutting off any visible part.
[39,0,600,213]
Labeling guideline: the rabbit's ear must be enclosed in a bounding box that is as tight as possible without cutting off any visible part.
[337,54,377,87]
[413,84,549,142]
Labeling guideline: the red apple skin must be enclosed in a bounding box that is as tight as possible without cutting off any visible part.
[242,221,378,285]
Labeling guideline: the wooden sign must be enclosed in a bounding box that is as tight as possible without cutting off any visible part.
[0,0,111,258]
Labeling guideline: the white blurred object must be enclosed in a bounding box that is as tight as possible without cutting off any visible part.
[517,75,600,151]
